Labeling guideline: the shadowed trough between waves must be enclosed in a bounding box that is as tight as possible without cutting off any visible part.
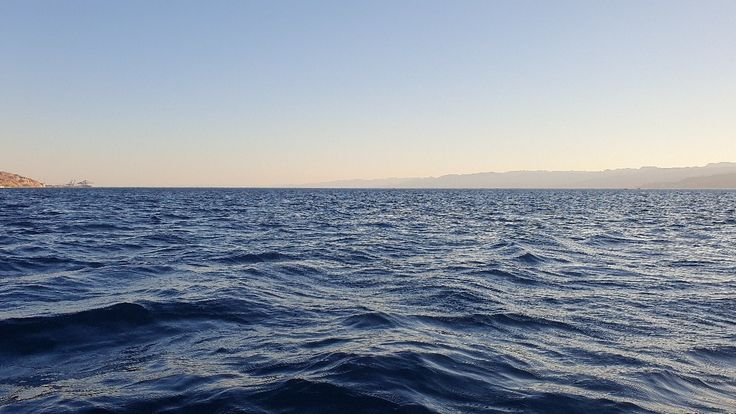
[1,189,735,413]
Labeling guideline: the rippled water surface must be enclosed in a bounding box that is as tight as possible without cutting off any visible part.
[1,189,735,413]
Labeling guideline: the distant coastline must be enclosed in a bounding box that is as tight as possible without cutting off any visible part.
[4,162,736,189]
[303,162,736,190]
[0,172,93,189]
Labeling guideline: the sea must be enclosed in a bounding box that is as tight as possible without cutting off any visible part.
[1,188,734,413]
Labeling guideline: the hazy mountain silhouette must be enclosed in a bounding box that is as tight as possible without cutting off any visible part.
[305,162,736,189]
[647,172,736,189]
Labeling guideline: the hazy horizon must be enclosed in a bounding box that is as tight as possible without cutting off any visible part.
[2,0,735,186]
[4,160,736,188]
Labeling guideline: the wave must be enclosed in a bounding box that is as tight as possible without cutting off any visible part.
[496,392,652,414]
[468,268,541,285]
[414,312,582,334]
[250,378,435,414]
[213,251,297,264]
[52,379,435,414]
[0,300,269,357]
[585,233,634,246]
[143,233,190,244]
[58,223,134,232]
[0,255,105,275]
[342,311,399,329]
[513,252,546,265]
[687,345,736,366]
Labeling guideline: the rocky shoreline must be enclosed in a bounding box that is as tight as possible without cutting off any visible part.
[0,172,95,188]
[0,171,45,188]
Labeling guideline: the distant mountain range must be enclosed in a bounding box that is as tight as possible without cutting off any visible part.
[305,162,736,189]
[4,163,736,189]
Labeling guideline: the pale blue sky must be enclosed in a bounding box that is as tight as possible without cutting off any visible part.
[1,0,734,186]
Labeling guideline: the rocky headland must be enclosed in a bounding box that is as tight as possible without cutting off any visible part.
[0,171,45,188]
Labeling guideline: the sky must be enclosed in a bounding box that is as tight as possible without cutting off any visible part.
[1,0,735,187]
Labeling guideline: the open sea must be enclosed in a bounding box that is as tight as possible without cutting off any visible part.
[1,188,735,414]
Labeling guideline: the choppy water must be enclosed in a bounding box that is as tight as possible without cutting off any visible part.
[1,189,735,413]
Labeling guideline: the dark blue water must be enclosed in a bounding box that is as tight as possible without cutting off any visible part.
[1,189,735,413]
